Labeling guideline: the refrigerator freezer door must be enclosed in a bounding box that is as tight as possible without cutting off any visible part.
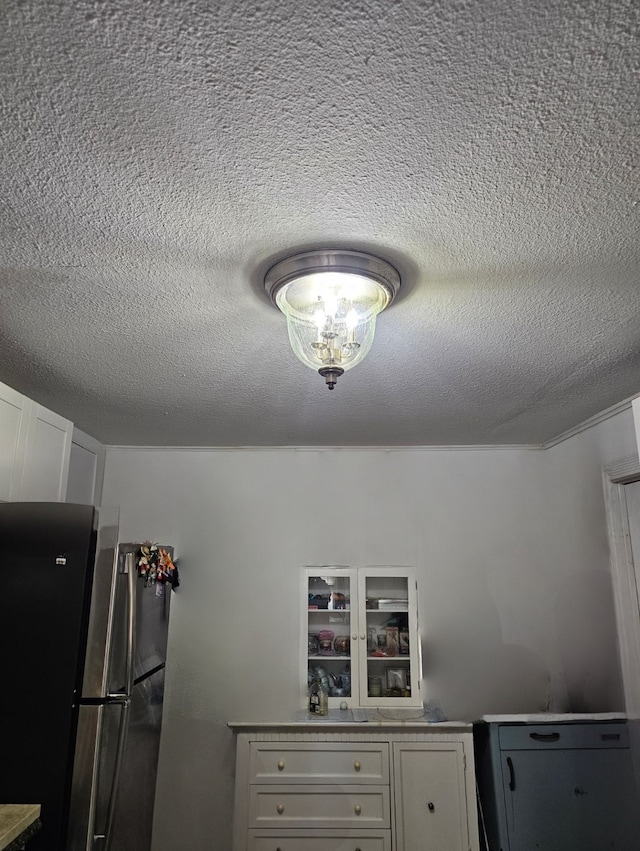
[109,667,166,851]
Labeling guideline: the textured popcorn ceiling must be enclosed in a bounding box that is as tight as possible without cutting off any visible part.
[0,0,638,446]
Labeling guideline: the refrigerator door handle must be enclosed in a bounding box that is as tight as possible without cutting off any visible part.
[94,697,131,851]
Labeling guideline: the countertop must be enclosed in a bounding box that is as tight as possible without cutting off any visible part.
[480,712,626,723]
[229,708,471,731]
[0,805,41,851]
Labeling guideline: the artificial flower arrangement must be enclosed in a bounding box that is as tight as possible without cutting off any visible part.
[136,543,179,587]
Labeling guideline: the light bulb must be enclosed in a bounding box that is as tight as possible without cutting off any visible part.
[345,307,358,329]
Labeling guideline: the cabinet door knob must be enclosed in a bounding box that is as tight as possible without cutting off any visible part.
[276,803,284,815]
[354,804,362,815]
[360,633,366,640]
[354,761,361,771]
[277,760,285,771]
[427,802,435,812]
[352,633,357,640]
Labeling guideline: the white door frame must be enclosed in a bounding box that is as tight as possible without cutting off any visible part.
[604,455,640,718]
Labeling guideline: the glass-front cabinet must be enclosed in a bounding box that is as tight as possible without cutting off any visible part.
[304,566,421,708]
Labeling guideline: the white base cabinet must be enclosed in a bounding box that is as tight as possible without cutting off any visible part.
[230,722,479,851]
[394,743,470,851]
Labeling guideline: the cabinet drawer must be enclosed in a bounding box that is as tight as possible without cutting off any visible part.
[248,829,391,851]
[498,722,629,750]
[249,742,389,784]
[249,785,390,829]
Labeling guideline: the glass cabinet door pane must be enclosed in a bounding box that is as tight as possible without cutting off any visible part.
[361,570,417,705]
[307,572,353,701]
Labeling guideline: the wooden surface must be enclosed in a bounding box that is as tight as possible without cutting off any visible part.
[0,805,41,851]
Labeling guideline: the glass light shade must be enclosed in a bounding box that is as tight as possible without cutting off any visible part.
[275,272,390,374]
[265,249,401,389]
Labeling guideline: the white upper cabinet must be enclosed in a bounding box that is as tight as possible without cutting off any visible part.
[304,566,422,709]
[66,428,105,506]
[0,382,29,501]
[0,380,73,502]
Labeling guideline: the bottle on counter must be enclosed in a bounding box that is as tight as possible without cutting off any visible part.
[309,675,328,715]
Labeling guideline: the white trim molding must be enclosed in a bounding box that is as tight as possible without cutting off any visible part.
[604,457,640,720]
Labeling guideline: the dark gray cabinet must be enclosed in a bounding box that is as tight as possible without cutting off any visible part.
[474,719,640,851]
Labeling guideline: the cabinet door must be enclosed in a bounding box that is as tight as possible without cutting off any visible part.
[305,568,357,706]
[501,747,640,851]
[0,381,28,501]
[66,429,104,505]
[357,568,421,707]
[20,401,72,501]
[393,742,469,851]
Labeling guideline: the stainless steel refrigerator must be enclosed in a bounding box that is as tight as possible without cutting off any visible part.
[0,502,174,851]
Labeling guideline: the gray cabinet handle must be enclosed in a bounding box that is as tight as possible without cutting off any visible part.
[529,732,560,742]
[506,756,515,791]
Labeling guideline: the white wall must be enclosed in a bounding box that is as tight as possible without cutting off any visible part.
[100,408,637,851]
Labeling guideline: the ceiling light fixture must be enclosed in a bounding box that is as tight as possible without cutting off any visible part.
[264,249,401,389]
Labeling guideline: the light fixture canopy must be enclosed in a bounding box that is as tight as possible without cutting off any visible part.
[265,249,401,389]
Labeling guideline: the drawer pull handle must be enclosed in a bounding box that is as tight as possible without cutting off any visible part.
[529,732,560,742]
[354,761,361,771]
[428,801,435,812]
[277,760,285,771]
[354,804,362,815]
[601,733,621,741]
[276,803,284,815]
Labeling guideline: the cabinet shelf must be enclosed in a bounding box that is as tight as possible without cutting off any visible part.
[308,655,351,661]
[308,607,351,612]
[367,655,410,661]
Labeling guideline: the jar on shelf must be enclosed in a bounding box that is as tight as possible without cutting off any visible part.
[318,629,334,655]
[333,635,350,655]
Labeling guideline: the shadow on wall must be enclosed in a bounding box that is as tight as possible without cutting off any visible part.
[421,554,624,721]
[422,568,552,720]
[555,569,625,712]
[425,637,551,720]
[152,718,236,851]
